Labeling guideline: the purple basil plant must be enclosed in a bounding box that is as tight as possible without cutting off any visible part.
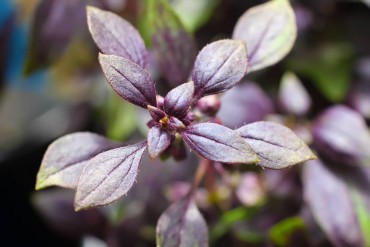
[35,1,316,245]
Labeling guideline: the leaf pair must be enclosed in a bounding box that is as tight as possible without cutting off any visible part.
[36,132,147,211]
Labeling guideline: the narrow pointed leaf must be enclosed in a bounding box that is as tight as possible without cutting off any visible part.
[143,0,197,86]
[36,132,118,190]
[164,81,194,118]
[148,126,172,158]
[278,72,311,116]
[312,105,370,167]
[303,160,363,247]
[74,142,147,211]
[237,121,316,169]
[232,0,297,72]
[181,123,259,164]
[99,53,157,108]
[87,6,147,68]
[148,105,166,122]
[192,39,247,99]
[156,195,208,247]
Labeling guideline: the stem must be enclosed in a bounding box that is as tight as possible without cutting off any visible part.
[190,158,211,192]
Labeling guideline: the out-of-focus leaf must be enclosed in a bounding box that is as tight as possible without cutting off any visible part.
[192,39,247,99]
[156,195,208,247]
[99,54,157,108]
[87,6,148,68]
[210,206,259,243]
[170,0,220,32]
[164,81,194,118]
[82,236,108,247]
[104,93,137,141]
[148,126,172,158]
[75,142,147,211]
[181,123,259,164]
[347,81,370,119]
[237,121,316,169]
[32,189,107,238]
[289,43,353,102]
[352,190,370,247]
[278,72,311,116]
[218,82,274,128]
[232,0,297,72]
[24,0,86,75]
[36,132,118,190]
[303,160,364,247]
[143,0,197,86]
[312,105,370,167]
[236,173,265,207]
[269,217,307,247]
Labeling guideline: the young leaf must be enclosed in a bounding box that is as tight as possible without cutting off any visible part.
[148,126,172,158]
[143,0,197,86]
[303,160,363,247]
[36,132,118,190]
[237,121,316,169]
[218,82,274,128]
[156,195,208,247]
[181,123,259,164]
[99,53,157,108]
[87,6,148,68]
[312,105,370,167]
[278,72,311,116]
[164,81,194,118]
[148,105,166,122]
[74,142,147,211]
[232,0,297,72]
[192,39,247,99]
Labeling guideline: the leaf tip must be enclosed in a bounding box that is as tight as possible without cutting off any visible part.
[86,5,100,15]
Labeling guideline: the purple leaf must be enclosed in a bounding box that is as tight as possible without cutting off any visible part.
[232,0,297,72]
[36,132,118,190]
[99,53,157,108]
[192,39,247,99]
[237,121,316,169]
[181,123,259,164]
[312,105,370,167]
[24,0,87,74]
[148,105,166,122]
[278,72,311,116]
[146,0,197,86]
[74,142,147,211]
[164,81,194,118]
[87,6,147,68]
[32,189,107,238]
[156,195,208,247]
[303,160,363,247]
[347,81,370,119]
[218,82,274,128]
[148,126,172,158]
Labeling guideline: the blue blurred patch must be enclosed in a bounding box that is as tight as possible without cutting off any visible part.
[2,0,48,92]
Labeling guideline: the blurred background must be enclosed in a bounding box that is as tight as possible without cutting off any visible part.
[1,0,370,246]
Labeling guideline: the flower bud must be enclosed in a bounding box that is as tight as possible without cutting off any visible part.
[196,95,221,116]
